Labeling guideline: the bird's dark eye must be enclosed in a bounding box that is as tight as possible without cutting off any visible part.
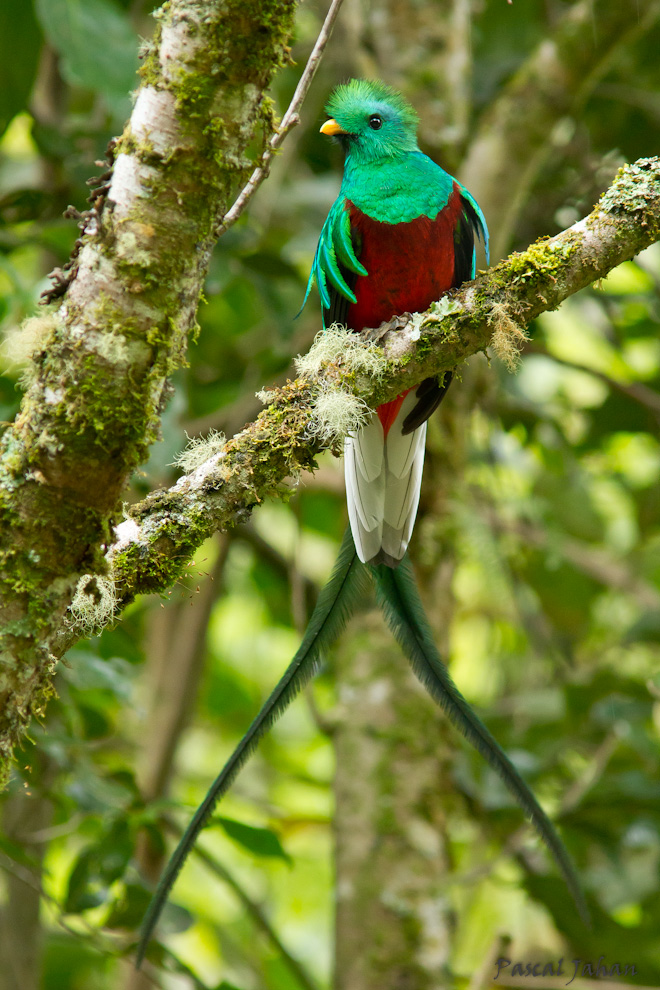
[368,114,382,130]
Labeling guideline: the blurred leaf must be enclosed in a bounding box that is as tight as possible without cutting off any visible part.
[34,0,138,114]
[239,251,300,280]
[97,622,146,665]
[523,554,600,637]
[0,834,40,870]
[42,934,106,990]
[263,955,310,990]
[214,816,292,863]
[0,3,42,138]
[30,119,77,163]
[534,474,604,543]
[63,649,133,698]
[66,764,135,812]
[64,851,108,913]
[156,899,194,936]
[525,874,660,983]
[590,693,651,727]
[624,610,660,644]
[105,882,153,929]
[64,820,133,912]
[202,660,255,722]
[76,702,112,740]
[0,188,52,227]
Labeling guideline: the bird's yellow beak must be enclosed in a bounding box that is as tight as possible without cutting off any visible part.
[320,118,348,136]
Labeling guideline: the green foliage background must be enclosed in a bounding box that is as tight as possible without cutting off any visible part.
[1,1,660,988]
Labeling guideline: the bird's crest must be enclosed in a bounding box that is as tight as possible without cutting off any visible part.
[325,79,419,131]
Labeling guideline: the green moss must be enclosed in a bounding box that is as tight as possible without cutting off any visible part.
[500,235,577,285]
[137,34,165,90]
[113,511,212,598]
[259,95,278,152]
[174,70,218,117]
[114,129,157,162]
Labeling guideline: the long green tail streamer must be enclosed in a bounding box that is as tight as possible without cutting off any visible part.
[371,554,589,925]
[138,532,588,966]
[136,528,369,966]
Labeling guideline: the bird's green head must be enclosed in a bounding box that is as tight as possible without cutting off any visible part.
[321,79,419,163]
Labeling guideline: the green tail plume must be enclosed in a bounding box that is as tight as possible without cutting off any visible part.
[371,555,589,925]
[136,528,369,967]
[138,530,588,966]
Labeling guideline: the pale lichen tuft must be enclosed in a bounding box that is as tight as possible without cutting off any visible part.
[68,574,117,633]
[429,297,462,320]
[488,302,530,371]
[5,313,62,390]
[295,324,385,379]
[308,385,371,444]
[172,428,226,473]
[256,387,276,405]
[3,314,60,368]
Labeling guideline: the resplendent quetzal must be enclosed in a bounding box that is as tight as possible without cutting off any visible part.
[137,80,586,965]
[307,78,486,565]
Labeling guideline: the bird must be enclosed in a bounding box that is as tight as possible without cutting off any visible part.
[305,78,487,567]
[136,81,587,966]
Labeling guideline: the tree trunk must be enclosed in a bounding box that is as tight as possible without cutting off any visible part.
[333,610,456,990]
[0,756,54,990]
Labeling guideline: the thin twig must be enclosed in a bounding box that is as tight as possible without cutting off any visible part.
[0,854,137,968]
[139,946,212,990]
[216,0,345,235]
[469,934,512,990]
[558,731,619,814]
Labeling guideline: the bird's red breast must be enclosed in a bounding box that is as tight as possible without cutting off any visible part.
[345,182,463,332]
[345,181,463,435]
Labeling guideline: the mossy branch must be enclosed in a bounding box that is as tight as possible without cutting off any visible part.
[104,156,660,607]
[0,0,297,784]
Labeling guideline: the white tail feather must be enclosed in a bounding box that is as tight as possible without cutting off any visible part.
[344,392,427,565]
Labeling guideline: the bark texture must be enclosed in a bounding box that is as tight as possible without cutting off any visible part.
[0,0,297,784]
